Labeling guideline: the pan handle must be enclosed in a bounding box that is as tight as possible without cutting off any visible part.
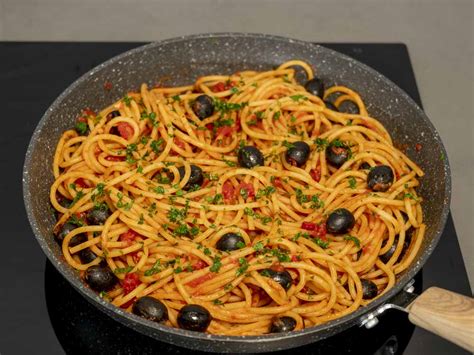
[407,287,474,352]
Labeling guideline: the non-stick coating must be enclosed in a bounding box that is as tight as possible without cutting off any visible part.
[23,33,451,353]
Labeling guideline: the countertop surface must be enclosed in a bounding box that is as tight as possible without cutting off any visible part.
[0,0,472,285]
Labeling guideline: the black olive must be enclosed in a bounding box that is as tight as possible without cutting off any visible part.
[84,265,118,292]
[55,222,86,246]
[192,95,214,120]
[132,296,169,323]
[367,165,394,192]
[178,165,204,190]
[270,316,297,333]
[324,101,338,112]
[107,110,121,120]
[325,141,350,168]
[260,269,292,291]
[359,162,371,170]
[304,78,325,98]
[238,146,264,169]
[326,208,355,235]
[380,240,397,263]
[177,304,211,332]
[216,233,245,251]
[285,141,310,167]
[79,248,97,264]
[361,279,378,299]
[87,207,110,225]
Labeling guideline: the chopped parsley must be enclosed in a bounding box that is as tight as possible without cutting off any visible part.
[344,235,361,249]
[210,255,222,273]
[171,95,181,102]
[75,121,88,135]
[273,111,281,121]
[230,87,240,94]
[236,257,249,276]
[125,143,137,164]
[403,193,418,201]
[253,241,264,251]
[348,177,357,189]
[114,266,133,274]
[314,137,329,152]
[150,139,164,154]
[222,159,236,167]
[290,94,308,102]
[123,95,132,107]
[282,140,295,149]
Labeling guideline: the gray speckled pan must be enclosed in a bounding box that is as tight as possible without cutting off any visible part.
[23,33,450,353]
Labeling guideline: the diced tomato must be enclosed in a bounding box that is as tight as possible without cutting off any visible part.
[212,82,226,92]
[77,116,88,123]
[104,81,113,90]
[291,255,299,262]
[83,108,95,117]
[272,177,284,189]
[192,260,208,271]
[117,122,134,140]
[415,143,422,152]
[301,222,316,231]
[75,178,88,188]
[187,273,215,288]
[122,273,140,294]
[216,126,233,137]
[310,167,321,182]
[119,229,139,245]
[222,181,235,201]
[363,245,371,254]
[312,223,327,238]
[236,182,255,200]
[105,155,125,162]
[205,123,214,131]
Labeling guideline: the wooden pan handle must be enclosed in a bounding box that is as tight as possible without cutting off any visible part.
[407,287,474,352]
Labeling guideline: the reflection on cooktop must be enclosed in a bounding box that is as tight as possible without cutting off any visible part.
[44,260,420,354]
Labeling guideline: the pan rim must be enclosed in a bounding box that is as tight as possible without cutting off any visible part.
[22,32,451,345]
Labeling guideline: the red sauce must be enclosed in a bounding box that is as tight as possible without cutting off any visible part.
[272,177,284,189]
[187,273,215,288]
[222,181,235,201]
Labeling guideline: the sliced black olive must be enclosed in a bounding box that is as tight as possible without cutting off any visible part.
[192,95,214,120]
[87,206,110,225]
[324,100,338,112]
[367,165,394,192]
[177,165,204,190]
[325,141,350,168]
[359,162,371,170]
[326,208,355,235]
[107,110,121,120]
[361,279,378,299]
[133,296,169,323]
[238,146,264,169]
[55,222,86,246]
[380,227,415,263]
[270,316,297,333]
[79,248,97,264]
[380,240,397,263]
[177,304,211,332]
[285,141,310,167]
[84,265,118,292]
[260,269,292,291]
[216,233,245,251]
[304,78,325,98]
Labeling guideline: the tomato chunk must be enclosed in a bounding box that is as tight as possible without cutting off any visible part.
[216,126,233,137]
[236,182,255,200]
[301,222,316,231]
[310,167,321,182]
[120,229,139,245]
[272,177,284,189]
[117,122,134,140]
[122,273,140,294]
[187,273,215,288]
[222,181,235,201]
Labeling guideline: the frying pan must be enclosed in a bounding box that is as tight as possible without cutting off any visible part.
[22,33,473,352]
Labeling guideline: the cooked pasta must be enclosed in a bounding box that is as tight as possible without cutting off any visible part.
[50,60,424,335]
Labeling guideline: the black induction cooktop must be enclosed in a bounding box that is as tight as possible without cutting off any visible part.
[0,42,471,355]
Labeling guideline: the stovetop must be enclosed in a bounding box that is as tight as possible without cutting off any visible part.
[0,42,471,355]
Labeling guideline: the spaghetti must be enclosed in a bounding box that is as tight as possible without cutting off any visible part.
[50,60,424,335]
